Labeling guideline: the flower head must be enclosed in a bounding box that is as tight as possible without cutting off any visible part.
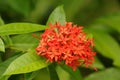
[36,22,96,70]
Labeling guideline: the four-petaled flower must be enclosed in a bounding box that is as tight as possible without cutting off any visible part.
[36,22,96,71]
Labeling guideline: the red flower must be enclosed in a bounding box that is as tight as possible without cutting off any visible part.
[36,22,96,71]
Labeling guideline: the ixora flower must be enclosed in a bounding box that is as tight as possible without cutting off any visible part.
[36,22,96,71]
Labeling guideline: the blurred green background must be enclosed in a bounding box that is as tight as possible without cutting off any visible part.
[0,0,120,80]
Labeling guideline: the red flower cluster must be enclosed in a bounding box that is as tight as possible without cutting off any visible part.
[36,22,96,70]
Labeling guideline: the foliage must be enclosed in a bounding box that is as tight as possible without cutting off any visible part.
[0,0,120,80]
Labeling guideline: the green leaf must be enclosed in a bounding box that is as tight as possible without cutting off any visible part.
[56,66,71,80]
[84,68,120,80]
[0,16,13,47]
[9,74,24,80]
[59,64,82,80]
[28,0,56,23]
[62,0,90,21]
[93,56,105,69]
[48,64,59,80]
[0,38,5,52]
[87,25,115,33]
[0,16,4,25]
[46,5,66,25]
[94,31,120,59]
[84,28,120,66]
[113,56,120,67]
[0,23,47,36]
[3,49,49,75]
[24,70,41,80]
[0,53,2,63]
[32,68,50,80]
[0,54,21,77]
[94,13,120,32]
[0,75,10,80]
[7,0,30,16]
[1,35,12,47]
[11,32,40,51]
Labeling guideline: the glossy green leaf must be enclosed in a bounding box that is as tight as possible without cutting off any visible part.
[0,23,47,36]
[0,38,5,52]
[3,49,49,75]
[84,68,120,80]
[48,64,59,80]
[94,13,120,32]
[46,5,66,25]
[7,0,30,16]
[11,32,40,51]
[0,54,21,77]
[60,64,82,80]
[84,28,120,66]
